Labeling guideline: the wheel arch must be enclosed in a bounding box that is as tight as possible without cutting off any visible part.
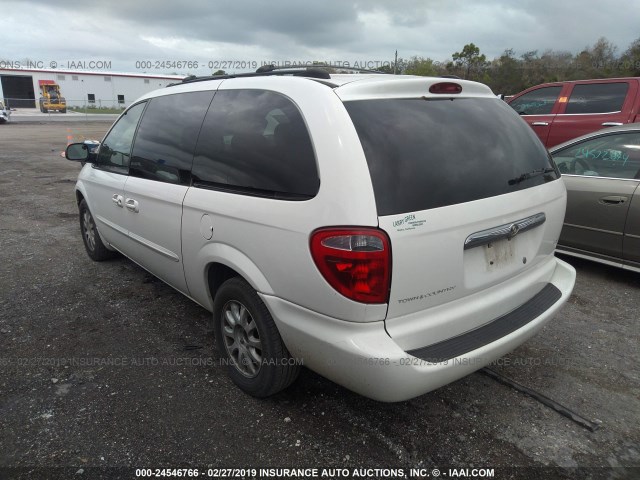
[201,257,274,332]
[206,262,240,303]
[75,186,115,252]
[195,243,275,311]
[75,188,85,205]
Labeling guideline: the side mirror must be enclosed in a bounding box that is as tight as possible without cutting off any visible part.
[66,142,90,162]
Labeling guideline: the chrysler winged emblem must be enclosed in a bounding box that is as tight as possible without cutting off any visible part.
[507,223,520,239]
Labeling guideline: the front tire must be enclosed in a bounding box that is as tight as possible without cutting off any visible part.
[79,199,115,261]
[213,277,300,397]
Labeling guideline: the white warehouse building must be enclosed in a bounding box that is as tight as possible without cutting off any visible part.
[0,68,185,109]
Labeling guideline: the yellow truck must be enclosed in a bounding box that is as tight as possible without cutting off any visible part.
[38,80,67,113]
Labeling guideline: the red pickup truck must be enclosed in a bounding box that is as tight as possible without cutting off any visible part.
[507,77,640,147]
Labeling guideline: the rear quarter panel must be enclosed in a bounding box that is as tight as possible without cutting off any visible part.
[181,77,386,322]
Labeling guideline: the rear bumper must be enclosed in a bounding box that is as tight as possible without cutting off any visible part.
[261,257,575,402]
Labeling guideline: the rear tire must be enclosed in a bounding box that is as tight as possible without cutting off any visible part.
[213,277,300,397]
[79,199,115,261]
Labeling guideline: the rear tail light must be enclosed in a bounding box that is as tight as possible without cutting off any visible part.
[429,82,462,94]
[310,228,391,304]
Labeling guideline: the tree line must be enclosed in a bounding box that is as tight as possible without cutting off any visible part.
[376,37,640,95]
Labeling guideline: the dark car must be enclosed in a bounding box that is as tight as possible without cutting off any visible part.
[550,123,640,271]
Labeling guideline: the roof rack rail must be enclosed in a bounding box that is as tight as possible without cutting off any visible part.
[167,63,385,87]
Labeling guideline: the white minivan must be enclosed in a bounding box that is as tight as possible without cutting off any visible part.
[66,66,576,402]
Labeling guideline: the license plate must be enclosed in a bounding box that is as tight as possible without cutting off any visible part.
[484,238,515,271]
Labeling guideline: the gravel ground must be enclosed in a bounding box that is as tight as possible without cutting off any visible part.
[0,122,639,480]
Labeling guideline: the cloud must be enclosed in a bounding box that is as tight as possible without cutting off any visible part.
[1,0,639,74]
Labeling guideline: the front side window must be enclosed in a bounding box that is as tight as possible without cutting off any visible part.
[509,86,562,115]
[552,132,640,179]
[192,89,319,199]
[345,98,559,216]
[129,91,214,185]
[95,101,146,174]
[565,83,629,114]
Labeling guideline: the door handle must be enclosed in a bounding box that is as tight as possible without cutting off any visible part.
[601,122,623,127]
[599,195,627,205]
[531,122,549,126]
[112,194,123,207]
[125,198,139,212]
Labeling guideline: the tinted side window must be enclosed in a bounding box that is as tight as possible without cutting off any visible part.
[130,91,214,185]
[552,132,640,179]
[345,98,559,216]
[96,102,146,174]
[565,83,629,114]
[509,86,562,115]
[192,89,319,199]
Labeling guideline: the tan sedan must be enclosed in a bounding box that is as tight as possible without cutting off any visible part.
[550,123,640,272]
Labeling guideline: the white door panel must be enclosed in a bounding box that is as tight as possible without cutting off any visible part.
[81,102,147,249]
[82,168,128,248]
[122,176,190,294]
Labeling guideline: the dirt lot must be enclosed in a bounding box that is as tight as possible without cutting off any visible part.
[0,122,639,480]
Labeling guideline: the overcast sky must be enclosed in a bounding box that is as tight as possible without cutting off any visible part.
[2,0,639,75]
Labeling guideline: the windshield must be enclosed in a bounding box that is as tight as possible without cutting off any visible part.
[344,97,559,216]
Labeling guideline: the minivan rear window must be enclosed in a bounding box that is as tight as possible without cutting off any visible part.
[344,98,559,216]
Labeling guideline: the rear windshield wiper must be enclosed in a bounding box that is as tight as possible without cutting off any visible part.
[508,167,556,185]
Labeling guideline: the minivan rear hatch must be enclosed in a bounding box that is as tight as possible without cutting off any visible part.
[338,79,564,342]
